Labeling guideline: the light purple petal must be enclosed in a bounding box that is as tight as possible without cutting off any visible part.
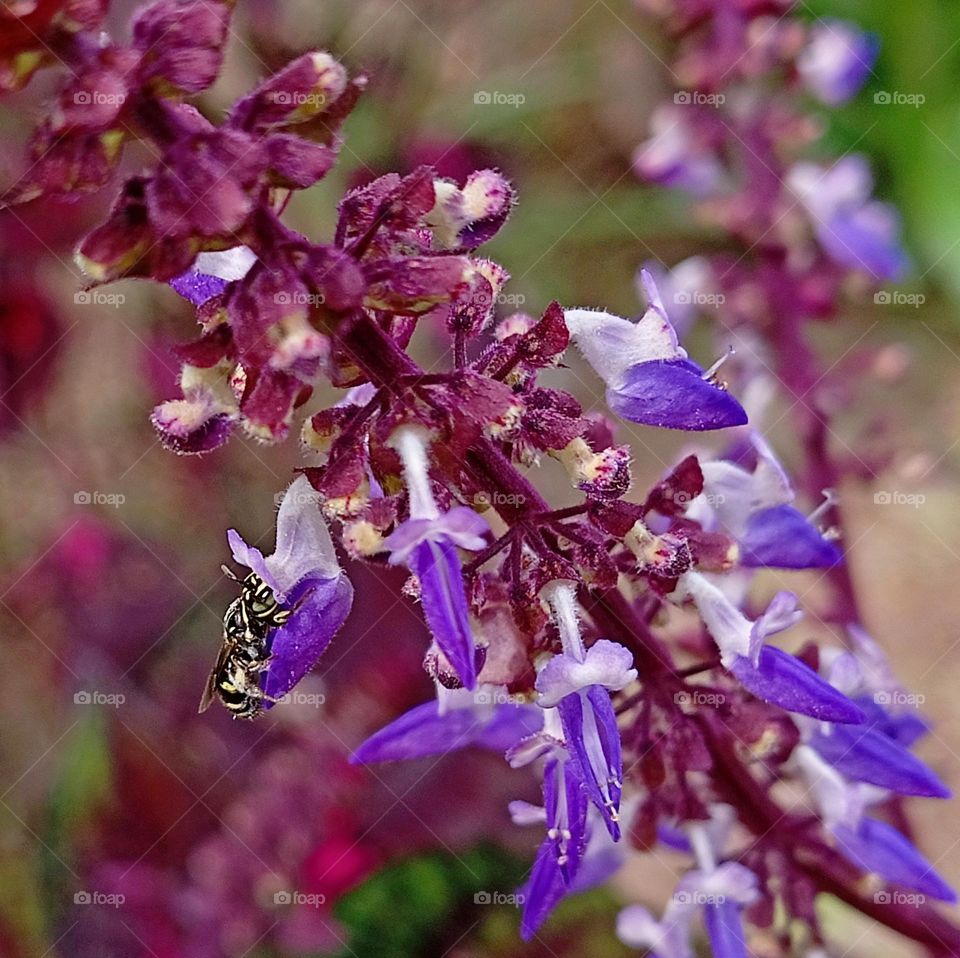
[818,203,908,282]
[266,475,342,594]
[262,573,353,700]
[608,360,748,431]
[730,646,865,724]
[703,900,750,958]
[408,538,477,689]
[810,724,950,798]
[350,700,540,763]
[226,529,280,594]
[740,504,842,569]
[535,641,637,708]
[384,506,489,564]
[557,686,623,839]
[833,817,957,902]
[798,20,879,105]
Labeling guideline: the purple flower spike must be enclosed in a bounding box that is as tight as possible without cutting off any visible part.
[810,724,950,797]
[555,686,624,840]
[739,504,842,569]
[731,646,865,724]
[797,20,879,106]
[565,272,746,432]
[351,692,541,764]
[226,476,353,702]
[833,817,957,903]
[170,246,257,306]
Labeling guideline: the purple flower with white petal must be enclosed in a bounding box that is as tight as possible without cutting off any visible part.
[350,683,542,764]
[787,157,907,281]
[794,745,956,902]
[640,256,714,339]
[689,434,842,569]
[633,105,725,198]
[564,271,747,431]
[225,475,353,702]
[797,20,879,106]
[536,585,637,839]
[170,245,257,306]
[618,861,758,958]
[384,427,489,689]
[678,571,864,724]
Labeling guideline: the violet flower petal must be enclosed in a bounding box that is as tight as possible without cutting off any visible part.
[730,646,865,724]
[170,246,257,305]
[556,686,623,839]
[408,537,477,689]
[350,700,541,763]
[535,640,637,708]
[739,504,842,569]
[810,724,950,798]
[798,20,879,106]
[833,817,957,902]
[262,574,353,701]
[608,360,748,432]
[703,900,750,958]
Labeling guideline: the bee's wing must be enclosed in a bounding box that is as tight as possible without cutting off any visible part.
[198,634,234,713]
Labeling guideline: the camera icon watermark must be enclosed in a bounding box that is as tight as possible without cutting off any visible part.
[74,90,126,106]
[873,490,925,508]
[273,890,326,907]
[74,491,126,508]
[270,91,327,108]
[273,290,325,307]
[874,890,926,906]
[874,91,925,108]
[874,690,925,708]
[674,90,725,107]
[874,290,925,308]
[74,289,125,308]
[74,890,125,907]
[74,690,126,708]
[473,90,526,108]
[474,890,524,905]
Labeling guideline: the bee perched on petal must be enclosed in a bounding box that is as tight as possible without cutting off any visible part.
[199,476,353,719]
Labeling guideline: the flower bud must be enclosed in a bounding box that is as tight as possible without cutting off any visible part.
[552,437,631,500]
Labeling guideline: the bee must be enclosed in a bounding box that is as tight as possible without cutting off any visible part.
[198,566,294,720]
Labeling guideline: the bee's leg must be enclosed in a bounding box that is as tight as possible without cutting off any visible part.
[274,586,316,625]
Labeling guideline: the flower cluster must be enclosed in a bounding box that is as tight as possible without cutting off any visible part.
[5,1,957,956]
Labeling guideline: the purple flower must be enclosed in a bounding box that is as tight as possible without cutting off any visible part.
[795,745,955,902]
[690,436,841,569]
[350,685,542,763]
[787,157,908,281]
[678,572,864,724]
[797,20,879,106]
[170,245,257,306]
[564,271,747,431]
[536,585,637,839]
[225,476,353,701]
[639,256,714,339]
[633,105,725,198]
[384,427,489,689]
[618,862,758,958]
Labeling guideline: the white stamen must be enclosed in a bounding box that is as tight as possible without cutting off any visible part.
[393,426,440,521]
[689,824,717,873]
[543,581,586,661]
[807,487,839,524]
[701,346,735,381]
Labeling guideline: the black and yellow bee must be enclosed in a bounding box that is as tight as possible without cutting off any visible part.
[198,566,294,720]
